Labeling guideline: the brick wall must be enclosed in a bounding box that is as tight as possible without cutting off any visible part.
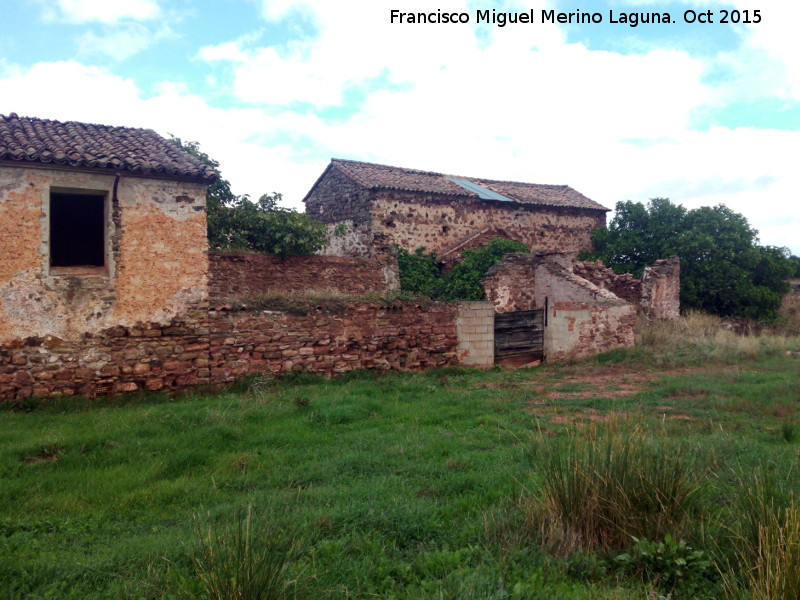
[1,301,477,401]
[455,302,495,368]
[208,253,399,300]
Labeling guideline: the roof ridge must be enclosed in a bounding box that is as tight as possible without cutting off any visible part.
[311,158,609,212]
[331,157,574,191]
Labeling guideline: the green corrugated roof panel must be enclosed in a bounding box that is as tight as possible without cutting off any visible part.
[448,177,515,202]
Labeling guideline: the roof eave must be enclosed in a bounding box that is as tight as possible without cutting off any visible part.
[0,159,217,185]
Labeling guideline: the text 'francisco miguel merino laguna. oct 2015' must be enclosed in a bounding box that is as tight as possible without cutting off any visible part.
[389,8,763,27]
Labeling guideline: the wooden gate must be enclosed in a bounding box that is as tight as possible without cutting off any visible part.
[494,309,544,365]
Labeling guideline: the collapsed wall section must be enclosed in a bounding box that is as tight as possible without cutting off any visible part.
[209,253,399,300]
[533,261,636,361]
[641,257,681,319]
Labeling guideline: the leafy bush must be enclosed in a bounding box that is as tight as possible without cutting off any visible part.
[614,535,715,598]
[171,137,326,257]
[396,238,529,301]
[208,192,327,258]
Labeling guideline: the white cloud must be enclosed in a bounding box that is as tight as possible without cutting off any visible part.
[40,0,161,24]
[2,0,799,255]
[76,22,176,61]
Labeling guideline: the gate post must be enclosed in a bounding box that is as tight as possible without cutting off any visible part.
[455,302,494,368]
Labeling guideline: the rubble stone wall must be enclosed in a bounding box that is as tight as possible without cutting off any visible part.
[368,191,606,257]
[304,166,372,227]
[641,257,681,320]
[573,260,643,306]
[0,165,208,344]
[209,253,399,300]
[481,254,539,313]
[1,301,494,401]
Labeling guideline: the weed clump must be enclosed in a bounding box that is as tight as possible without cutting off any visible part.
[533,425,703,555]
[190,506,301,600]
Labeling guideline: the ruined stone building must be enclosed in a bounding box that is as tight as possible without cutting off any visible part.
[0,115,492,400]
[303,159,609,260]
[0,115,679,401]
[304,158,680,365]
[0,113,216,345]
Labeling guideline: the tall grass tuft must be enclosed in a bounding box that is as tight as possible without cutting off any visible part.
[534,425,703,555]
[747,502,800,600]
[722,467,799,600]
[191,506,300,600]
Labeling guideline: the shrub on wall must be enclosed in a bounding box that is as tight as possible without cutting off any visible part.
[396,238,529,301]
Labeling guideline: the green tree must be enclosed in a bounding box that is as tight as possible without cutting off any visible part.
[585,198,793,319]
[396,238,529,301]
[789,255,800,278]
[170,137,326,257]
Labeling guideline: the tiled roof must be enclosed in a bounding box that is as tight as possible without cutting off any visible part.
[0,113,217,183]
[319,158,607,211]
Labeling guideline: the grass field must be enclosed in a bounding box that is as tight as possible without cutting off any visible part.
[1,311,799,599]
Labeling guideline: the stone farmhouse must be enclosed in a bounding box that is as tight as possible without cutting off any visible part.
[0,114,678,401]
[303,158,679,364]
[303,158,609,262]
[0,114,493,400]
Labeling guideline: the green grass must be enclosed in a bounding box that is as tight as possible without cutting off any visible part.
[1,315,799,599]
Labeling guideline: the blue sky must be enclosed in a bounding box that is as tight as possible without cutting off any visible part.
[1,0,798,254]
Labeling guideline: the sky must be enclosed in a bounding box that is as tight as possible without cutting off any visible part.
[1,0,798,255]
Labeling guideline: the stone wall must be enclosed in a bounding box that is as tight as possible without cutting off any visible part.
[368,191,606,257]
[641,257,680,320]
[573,260,643,306]
[209,253,398,300]
[533,260,636,361]
[305,165,372,227]
[0,165,208,344]
[208,302,460,382]
[1,300,499,401]
[481,254,539,313]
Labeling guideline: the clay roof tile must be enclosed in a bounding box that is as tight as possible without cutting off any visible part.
[313,158,608,211]
[0,113,217,183]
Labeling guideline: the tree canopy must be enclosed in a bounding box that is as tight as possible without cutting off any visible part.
[170,137,326,258]
[584,198,794,319]
[396,238,529,301]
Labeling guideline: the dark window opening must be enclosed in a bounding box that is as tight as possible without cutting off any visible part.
[50,193,105,268]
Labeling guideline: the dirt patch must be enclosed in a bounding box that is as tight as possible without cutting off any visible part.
[529,366,708,401]
[524,365,718,421]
